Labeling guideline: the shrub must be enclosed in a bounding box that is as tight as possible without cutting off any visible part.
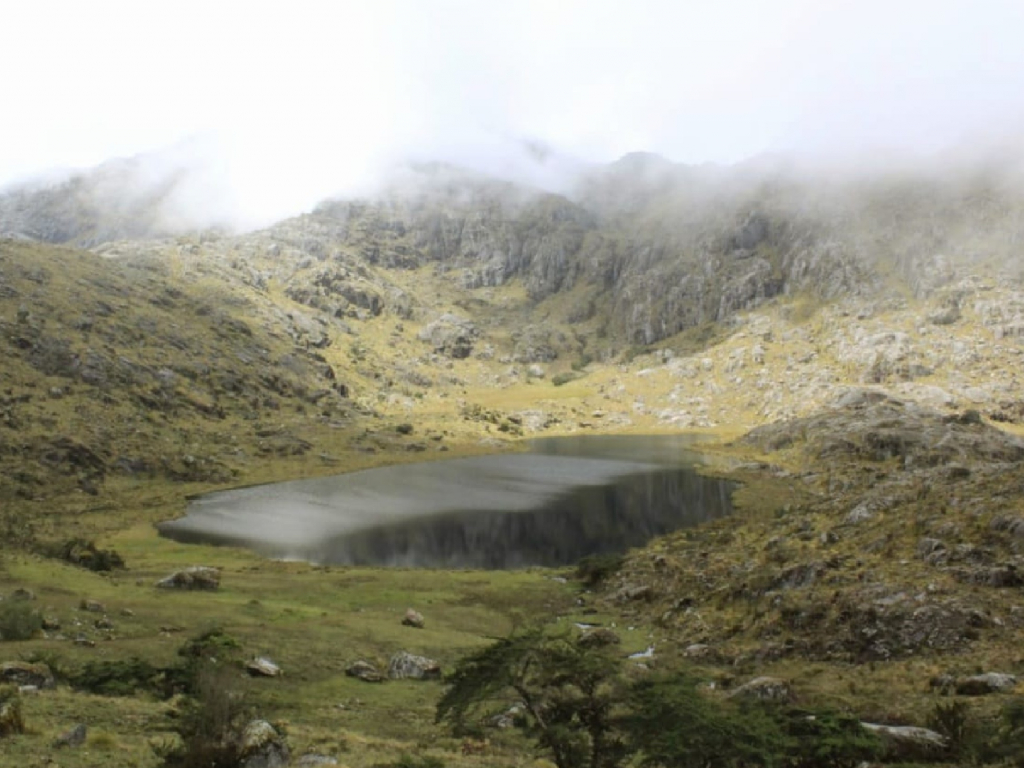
[57,538,126,571]
[928,699,976,760]
[987,697,1024,767]
[71,658,160,697]
[552,371,584,387]
[164,627,243,697]
[155,660,251,768]
[575,554,625,588]
[778,709,882,768]
[0,599,42,641]
[0,685,25,737]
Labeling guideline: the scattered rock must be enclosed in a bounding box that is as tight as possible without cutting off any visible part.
[614,584,653,602]
[577,628,621,647]
[345,660,384,683]
[94,616,114,630]
[490,703,525,729]
[156,566,221,591]
[80,599,105,613]
[402,608,425,629]
[238,719,290,768]
[991,515,1024,538]
[418,314,477,359]
[916,538,946,560]
[683,643,713,659]
[246,657,282,678]
[844,502,875,525]
[10,588,34,601]
[861,722,947,760]
[927,305,961,325]
[387,651,441,681]
[295,755,339,767]
[54,723,87,748]
[41,616,60,631]
[955,673,1017,695]
[729,676,792,703]
[0,661,55,689]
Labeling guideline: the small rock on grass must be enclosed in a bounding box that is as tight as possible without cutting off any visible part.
[54,723,87,748]
[247,657,282,678]
[345,660,384,683]
[955,672,1017,695]
[402,608,425,628]
[295,755,339,767]
[387,651,441,681]
[156,566,220,591]
[729,676,792,703]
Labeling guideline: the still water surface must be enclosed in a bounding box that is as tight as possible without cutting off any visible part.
[158,434,735,568]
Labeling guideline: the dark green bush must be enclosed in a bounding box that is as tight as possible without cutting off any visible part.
[70,658,160,697]
[575,554,625,588]
[57,538,126,571]
[552,371,584,387]
[0,600,42,641]
[778,709,882,768]
[165,627,243,696]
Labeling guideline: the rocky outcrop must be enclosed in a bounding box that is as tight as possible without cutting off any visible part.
[238,720,289,768]
[0,662,55,689]
[418,314,478,359]
[954,672,1017,695]
[387,651,441,681]
[729,676,792,703]
[861,723,946,760]
[744,390,1024,467]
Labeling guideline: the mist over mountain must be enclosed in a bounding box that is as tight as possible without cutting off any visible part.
[7,138,1022,348]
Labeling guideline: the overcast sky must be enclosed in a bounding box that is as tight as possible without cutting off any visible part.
[3,0,1024,226]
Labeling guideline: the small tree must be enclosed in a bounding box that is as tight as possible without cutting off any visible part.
[437,628,628,768]
[156,660,250,768]
[0,600,41,641]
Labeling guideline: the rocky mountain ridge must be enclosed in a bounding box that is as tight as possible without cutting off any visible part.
[6,151,1024,348]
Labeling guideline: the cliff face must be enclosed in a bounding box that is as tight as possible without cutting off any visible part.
[3,153,1024,346]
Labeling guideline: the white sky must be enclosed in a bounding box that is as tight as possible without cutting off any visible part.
[2,0,1024,226]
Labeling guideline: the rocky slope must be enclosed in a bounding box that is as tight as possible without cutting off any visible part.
[7,151,1024,348]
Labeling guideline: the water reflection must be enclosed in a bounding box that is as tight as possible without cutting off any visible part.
[158,435,735,569]
[309,468,733,568]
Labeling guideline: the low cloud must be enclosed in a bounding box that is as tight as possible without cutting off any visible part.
[3,0,1024,230]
